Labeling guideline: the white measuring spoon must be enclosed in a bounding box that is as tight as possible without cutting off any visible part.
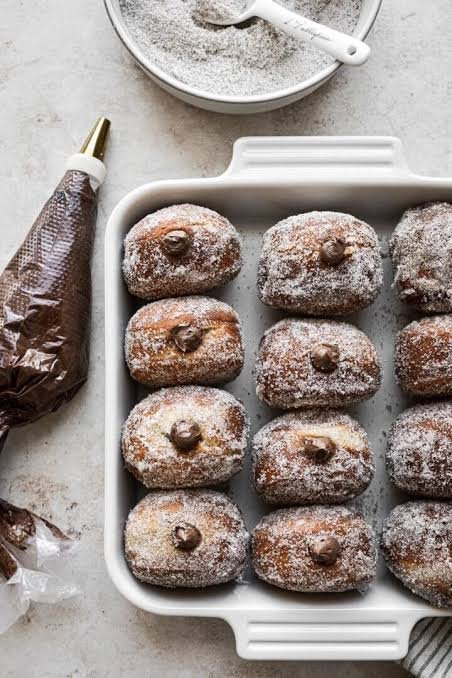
[204,0,370,66]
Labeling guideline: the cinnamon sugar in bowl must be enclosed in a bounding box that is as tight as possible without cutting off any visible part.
[104,0,382,113]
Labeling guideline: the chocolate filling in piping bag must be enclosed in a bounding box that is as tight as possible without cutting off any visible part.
[0,118,110,451]
[0,499,79,634]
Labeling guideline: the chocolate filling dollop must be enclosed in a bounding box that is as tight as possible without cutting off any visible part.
[171,324,203,352]
[303,436,335,462]
[310,344,339,373]
[170,419,202,451]
[320,238,346,265]
[161,229,191,256]
[172,523,202,550]
[309,535,341,565]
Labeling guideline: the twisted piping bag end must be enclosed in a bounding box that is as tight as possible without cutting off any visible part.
[80,117,111,161]
[66,117,111,189]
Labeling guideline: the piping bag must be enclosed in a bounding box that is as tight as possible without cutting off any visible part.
[0,121,109,630]
[0,498,79,634]
[0,118,110,451]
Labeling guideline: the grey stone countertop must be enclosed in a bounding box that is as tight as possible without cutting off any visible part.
[1,0,451,675]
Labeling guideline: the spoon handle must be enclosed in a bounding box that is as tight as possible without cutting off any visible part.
[252,0,370,66]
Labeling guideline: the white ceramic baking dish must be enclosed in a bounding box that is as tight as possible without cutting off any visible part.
[103,0,382,114]
[104,137,451,661]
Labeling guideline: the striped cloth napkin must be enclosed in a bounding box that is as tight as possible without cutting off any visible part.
[401,618,452,677]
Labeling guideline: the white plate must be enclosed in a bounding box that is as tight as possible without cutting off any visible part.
[105,137,451,661]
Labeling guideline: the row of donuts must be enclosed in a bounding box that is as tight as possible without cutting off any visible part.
[123,201,452,316]
[385,413,452,607]
[123,391,370,503]
[250,213,382,601]
[120,202,451,606]
[124,298,382,402]
[124,488,451,607]
[124,297,452,404]
[125,490,380,594]
[122,383,451,504]
[384,204,452,611]
[122,205,249,594]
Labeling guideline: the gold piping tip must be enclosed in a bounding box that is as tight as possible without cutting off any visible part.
[80,117,111,161]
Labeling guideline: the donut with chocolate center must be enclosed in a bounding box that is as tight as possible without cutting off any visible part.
[125,489,249,588]
[125,296,244,388]
[257,211,383,316]
[123,204,242,300]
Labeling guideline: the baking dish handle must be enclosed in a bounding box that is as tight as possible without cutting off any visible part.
[223,136,412,180]
[226,609,427,661]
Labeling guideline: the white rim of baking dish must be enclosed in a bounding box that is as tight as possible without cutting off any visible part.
[103,0,383,107]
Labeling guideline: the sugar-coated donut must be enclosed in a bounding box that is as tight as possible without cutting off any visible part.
[251,410,374,505]
[257,211,383,316]
[255,318,382,409]
[394,315,452,397]
[390,202,452,312]
[123,204,242,300]
[125,489,249,588]
[122,386,249,489]
[252,505,377,593]
[387,402,452,498]
[125,296,244,387]
[382,501,452,608]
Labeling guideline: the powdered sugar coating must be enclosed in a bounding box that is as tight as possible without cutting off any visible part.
[252,410,374,505]
[387,402,452,498]
[257,212,383,316]
[125,296,244,387]
[390,202,452,313]
[125,489,249,588]
[394,315,452,397]
[122,386,249,489]
[123,204,242,301]
[256,318,382,409]
[381,501,452,608]
[252,505,377,593]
